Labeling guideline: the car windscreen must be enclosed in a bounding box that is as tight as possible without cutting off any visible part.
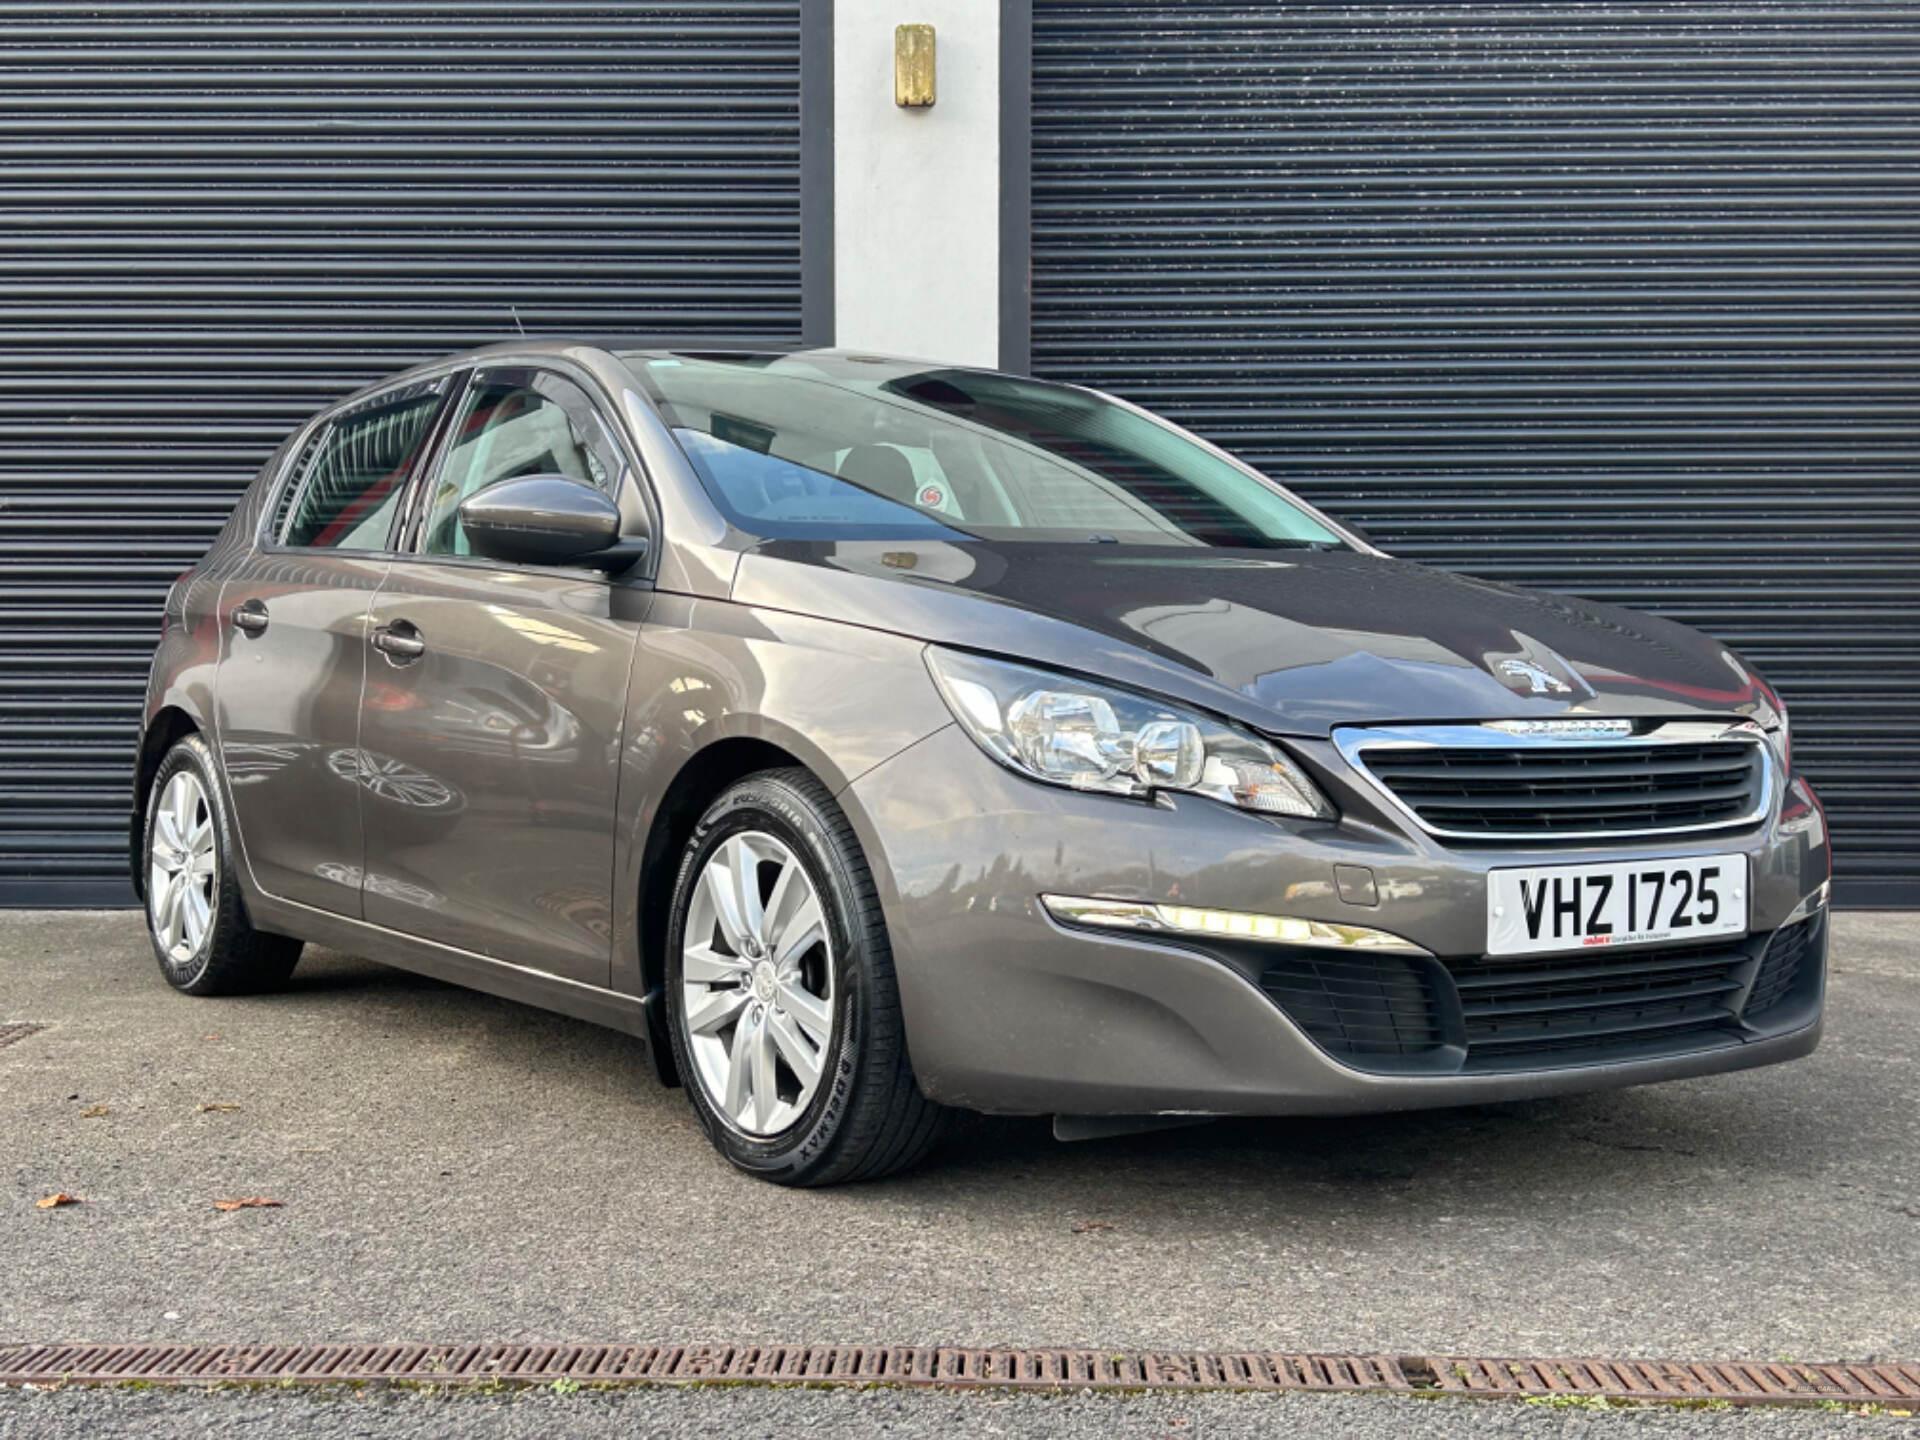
[623,353,1347,549]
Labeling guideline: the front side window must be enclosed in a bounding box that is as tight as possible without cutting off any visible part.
[418,368,625,557]
[280,381,447,550]
[623,352,1347,549]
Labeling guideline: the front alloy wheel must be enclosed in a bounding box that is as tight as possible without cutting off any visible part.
[664,768,949,1185]
[680,831,837,1136]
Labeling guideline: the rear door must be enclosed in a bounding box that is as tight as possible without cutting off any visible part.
[357,366,649,983]
[214,378,451,914]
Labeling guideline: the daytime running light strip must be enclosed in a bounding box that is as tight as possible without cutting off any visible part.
[1040,895,1431,956]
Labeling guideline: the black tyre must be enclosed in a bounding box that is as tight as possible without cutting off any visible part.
[142,732,303,996]
[665,768,949,1185]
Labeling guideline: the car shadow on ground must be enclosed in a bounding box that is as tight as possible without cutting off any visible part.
[269,943,1834,1233]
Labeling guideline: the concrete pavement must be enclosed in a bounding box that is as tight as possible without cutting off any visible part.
[3,909,1916,1371]
[3,1380,1917,1438]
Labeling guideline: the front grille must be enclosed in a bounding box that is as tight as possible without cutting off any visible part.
[1356,737,1766,840]
[1445,939,1751,1070]
[1744,917,1816,1019]
[1257,951,1444,1062]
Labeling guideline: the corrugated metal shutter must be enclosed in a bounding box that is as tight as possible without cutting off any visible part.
[0,2,802,904]
[1030,2,1920,906]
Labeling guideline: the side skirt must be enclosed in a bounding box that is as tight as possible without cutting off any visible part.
[248,892,655,1050]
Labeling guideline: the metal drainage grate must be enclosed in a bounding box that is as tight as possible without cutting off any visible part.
[1429,1355,1920,1407]
[0,1345,1409,1392]
[0,1023,47,1050]
[0,1343,1914,1408]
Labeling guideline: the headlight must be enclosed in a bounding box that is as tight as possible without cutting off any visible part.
[925,646,1335,819]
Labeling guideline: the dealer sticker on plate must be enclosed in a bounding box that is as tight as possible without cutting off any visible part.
[1486,854,1748,957]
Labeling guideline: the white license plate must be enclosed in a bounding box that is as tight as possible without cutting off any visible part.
[1487,855,1748,957]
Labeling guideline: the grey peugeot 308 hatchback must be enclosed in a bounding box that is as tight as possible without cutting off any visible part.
[134,343,1830,1185]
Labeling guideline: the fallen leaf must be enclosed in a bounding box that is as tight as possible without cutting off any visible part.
[78,1105,109,1119]
[198,1103,242,1113]
[36,1193,83,1209]
[1071,1219,1115,1234]
[212,1197,282,1212]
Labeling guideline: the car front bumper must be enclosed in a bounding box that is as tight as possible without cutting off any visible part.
[842,724,1830,1116]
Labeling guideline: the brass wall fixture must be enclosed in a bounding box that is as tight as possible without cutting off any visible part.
[895,24,935,107]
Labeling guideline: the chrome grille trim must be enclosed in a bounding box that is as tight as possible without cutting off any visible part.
[1334,720,1774,843]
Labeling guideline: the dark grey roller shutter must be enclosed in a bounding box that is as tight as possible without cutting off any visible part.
[0,2,802,904]
[1030,3,1920,906]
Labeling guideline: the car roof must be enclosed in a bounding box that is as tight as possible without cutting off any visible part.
[328,341,1014,414]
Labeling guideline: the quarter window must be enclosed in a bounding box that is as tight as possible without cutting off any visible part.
[266,425,326,541]
[419,369,624,558]
[280,381,447,550]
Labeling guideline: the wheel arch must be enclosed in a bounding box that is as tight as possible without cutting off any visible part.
[129,705,202,900]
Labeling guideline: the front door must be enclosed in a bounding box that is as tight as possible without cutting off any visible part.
[215,379,449,914]
[356,367,647,984]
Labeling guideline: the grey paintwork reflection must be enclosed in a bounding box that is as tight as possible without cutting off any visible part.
[136,341,1830,1119]
[213,551,387,916]
[730,539,1774,736]
[357,559,644,983]
[326,749,461,814]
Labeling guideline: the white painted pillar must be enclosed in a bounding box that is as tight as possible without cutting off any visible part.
[832,0,1002,366]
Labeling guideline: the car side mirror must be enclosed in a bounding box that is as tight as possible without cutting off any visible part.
[456,476,648,572]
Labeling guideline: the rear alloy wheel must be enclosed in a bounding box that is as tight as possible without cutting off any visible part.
[143,732,302,996]
[665,768,949,1185]
[148,768,217,965]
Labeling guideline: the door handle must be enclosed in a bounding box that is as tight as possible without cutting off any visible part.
[230,600,269,635]
[371,622,426,661]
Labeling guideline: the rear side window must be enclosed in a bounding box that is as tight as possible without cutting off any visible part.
[279,381,447,550]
